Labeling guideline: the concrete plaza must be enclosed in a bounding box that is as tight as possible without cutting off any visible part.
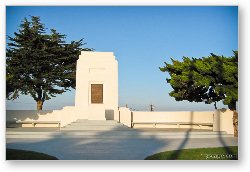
[6,120,238,160]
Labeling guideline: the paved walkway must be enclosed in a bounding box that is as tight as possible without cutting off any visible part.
[6,131,238,160]
[6,120,238,160]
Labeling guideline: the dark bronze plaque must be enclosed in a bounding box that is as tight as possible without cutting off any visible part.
[91,84,103,103]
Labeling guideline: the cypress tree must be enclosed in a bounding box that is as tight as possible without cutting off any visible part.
[6,16,92,110]
[160,51,238,136]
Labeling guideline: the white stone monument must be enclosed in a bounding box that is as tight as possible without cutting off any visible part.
[75,52,118,120]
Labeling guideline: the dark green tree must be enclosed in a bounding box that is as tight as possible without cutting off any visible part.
[159,56,223,108]
[217,51,238,111]
[193,55,226,109]
[160,52,238,110]
[209,52,238,136]
[160,51,238,136]
[6,16,92,110]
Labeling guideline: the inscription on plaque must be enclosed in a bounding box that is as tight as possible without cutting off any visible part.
[91,84,103,103]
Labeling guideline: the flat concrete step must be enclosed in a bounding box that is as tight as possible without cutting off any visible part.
[61,119,128,131]
[75,119,119,124]
[60,126,130,131]
[6,131,228,136]
[69,123,125,126]
[6,130,227,135]
[6,130,233,139]
[6,119,234,139]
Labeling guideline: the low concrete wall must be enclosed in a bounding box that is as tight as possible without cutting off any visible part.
[6,107,235,134]
[132,111,213,123]
[119,107,132,127]
[113,109,120,121]
[6,106,77,128]
[6,110,60,122]
[60,106,78,127]
[213,109,234,135]
[118,107,235,134]
[131,111,213,129]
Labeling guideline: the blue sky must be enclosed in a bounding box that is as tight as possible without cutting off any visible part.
[6,6,238,111]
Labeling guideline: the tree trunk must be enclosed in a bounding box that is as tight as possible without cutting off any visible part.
[233,110,238,137]
[37,100,43,110]
[214,102,217,109]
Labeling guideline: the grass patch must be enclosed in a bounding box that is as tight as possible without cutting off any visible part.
[6,148,58,160]
[145,146,238,160]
